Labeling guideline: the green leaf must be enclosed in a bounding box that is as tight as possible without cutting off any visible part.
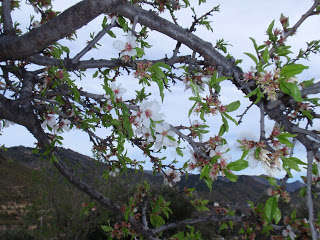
[107,30,116,38]
[265,176,277,186]
[210,155,220,164]
[150,215,165,227]
[204,178,213,192]
[182,0,190,7]
[152,62,171,72]
[227,159,248,171]
[277,135,294,148]
[279,79,303,102]
[281,64,309,77]
[221,115,229,132]
[275,45,292,56]
[200,165,210,180]
[245,88,258,98]
[244,52,258,65]
[226,100,240,112]
[218,124,226,136]
[210,73,229,86]
[278,132,297,138]
[117,16,128,32]
[61,45,70,54]
[262,47,270,64]
[313,162,319,175]
[176,147,183,157]
[267,20,275,36]
[101,225,112,232]
[123,116,134,139]
[273,206,281,224]
[135,47,144,58]
[249,37,259,52]
[223,169,238,182]
[50,154,58,163]
[189,96,202,103]
[300,187,306,197]
[245,87,264,104]
[300,109,314,120]
[281,157,302,172]
[264,196,278,223]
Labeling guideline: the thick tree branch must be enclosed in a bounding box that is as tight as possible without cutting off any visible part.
[2,0,16,35]
[115,2,242,79]
[0,0,122,60]
[27,54,195,71]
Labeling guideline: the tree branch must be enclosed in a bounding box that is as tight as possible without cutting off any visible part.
[0,0,123,60]
[306,151,318,240]
[2,0,16,35]
[71,21,117,64]
[270,0,320,57]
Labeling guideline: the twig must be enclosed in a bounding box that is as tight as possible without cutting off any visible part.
[71,22,116,64]
[132,15,139,32]
[141,197,148,229]
[259,102,266,141]
[2,0,16,35]
[237,102,254,124]
[269,0,320,57]
[293,126,320,142]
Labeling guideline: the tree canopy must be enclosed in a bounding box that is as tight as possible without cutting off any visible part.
[1,0,320,239]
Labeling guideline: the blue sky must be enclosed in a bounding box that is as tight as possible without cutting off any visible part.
[1,0,320,181]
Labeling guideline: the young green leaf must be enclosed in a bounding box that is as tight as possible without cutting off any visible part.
[244,52,258,65]
[226,100,240,112]
[227,159,248,171]
[280,64,309,78]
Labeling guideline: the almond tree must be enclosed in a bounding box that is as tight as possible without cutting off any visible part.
[1,0,320,239]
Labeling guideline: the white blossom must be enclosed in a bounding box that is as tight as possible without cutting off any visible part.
[135,125,154,144]
[154,122,177,150]
[113,32,137,57]
[209,144,232,162]
[58,119,71,132]
[247,148,282,177]
[110,83,126,99]
[32,21,41,28]
[109,168,120,177]
[259,148,271,164]
[282,225,296,240]
[42,114,57,130]
[138,100,163,128]
[163,169,181,187]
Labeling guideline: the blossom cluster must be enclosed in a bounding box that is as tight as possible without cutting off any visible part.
[188,136,232,180]
[193,95,228,118]
[163,169,181,187]
[266,187,291,203]
[130,100,177,150]
[244,68,281,101]
[238,134,290,177]
[134,61,152,79]
[41,113,71,133]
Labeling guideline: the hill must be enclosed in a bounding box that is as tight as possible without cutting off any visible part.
[0,146,305,205]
